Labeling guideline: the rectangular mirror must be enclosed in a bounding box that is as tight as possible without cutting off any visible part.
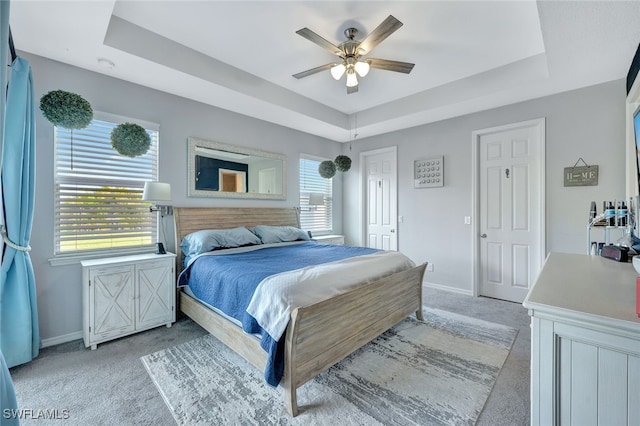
[188,137,286,200]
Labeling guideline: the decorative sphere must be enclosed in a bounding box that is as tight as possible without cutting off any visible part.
[318,160,337,179]
[110,122,151,157]
[39,90,93,129]
[334,155,352,172]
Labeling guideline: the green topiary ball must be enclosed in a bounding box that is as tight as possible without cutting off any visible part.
[110,122,151,157]
[318,160,336,179]
[39,90,93,129]
[334,155,352,172]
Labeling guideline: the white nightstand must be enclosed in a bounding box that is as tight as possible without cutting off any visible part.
[313,234,345,245]
[81,252,176,350]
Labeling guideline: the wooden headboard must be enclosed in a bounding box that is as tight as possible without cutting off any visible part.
[173,207,300,269]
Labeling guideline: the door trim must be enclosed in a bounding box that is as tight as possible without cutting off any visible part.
[471,118,546,297]
[360,146,397,247]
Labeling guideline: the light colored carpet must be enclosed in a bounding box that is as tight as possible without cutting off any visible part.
[141,308,518,425]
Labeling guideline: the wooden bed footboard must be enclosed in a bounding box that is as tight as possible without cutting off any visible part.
[179,263,426,417]
[282,263,426,416]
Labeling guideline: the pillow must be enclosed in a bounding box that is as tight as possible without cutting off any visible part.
[180,227,262,258]
[251,225,310,244]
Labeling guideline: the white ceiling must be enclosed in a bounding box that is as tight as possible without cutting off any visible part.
[9,1,640,142]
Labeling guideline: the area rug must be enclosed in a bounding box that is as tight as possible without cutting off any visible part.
[141,308,518,425]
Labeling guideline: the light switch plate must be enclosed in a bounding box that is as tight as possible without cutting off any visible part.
[414,156,444,188]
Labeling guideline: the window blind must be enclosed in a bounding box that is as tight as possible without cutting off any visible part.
[299,156,333,234]
[54,118,159,254]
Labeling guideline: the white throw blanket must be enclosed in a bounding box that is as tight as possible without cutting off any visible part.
[245,250,415,342]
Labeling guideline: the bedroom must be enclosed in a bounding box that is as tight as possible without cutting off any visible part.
[1,1,639,425]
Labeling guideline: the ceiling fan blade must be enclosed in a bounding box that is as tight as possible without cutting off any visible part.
[357,15,403,55]
[296,28,343,56]
[347,85,358,95]
[367,58,415,74]
[292,63,336,79]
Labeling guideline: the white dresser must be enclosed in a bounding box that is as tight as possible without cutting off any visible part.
[81,252,176,350]
[523,252,640,426]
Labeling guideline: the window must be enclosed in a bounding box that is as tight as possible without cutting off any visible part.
[299,156,333,235]
[54,113,159,256]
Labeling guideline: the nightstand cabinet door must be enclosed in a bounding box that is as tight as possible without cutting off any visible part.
[136,259,174,330]
[89,265,136,341]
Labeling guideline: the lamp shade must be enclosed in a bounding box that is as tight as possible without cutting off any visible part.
[309,192,325,206]
[142,182,171,202]
[346,70,358,87]
[354,61,370,77]
[330,63,346,80]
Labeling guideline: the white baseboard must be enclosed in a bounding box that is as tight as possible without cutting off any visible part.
[423,281,473,297]
[41,331,82,348]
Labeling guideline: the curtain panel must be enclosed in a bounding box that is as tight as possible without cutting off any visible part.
[0,55,40,367]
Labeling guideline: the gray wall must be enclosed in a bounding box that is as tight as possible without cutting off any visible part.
[343,79,626,294]
[24,52,344,343]
[26,48,626,342]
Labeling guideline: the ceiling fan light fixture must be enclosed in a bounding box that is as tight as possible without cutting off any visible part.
[294,15,413,94]
[330,63,346,80]
[354,61,370,77]
[346,70,358,88]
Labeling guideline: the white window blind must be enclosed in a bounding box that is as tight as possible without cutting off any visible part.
[299,156,333,234]
[54,116,159,255]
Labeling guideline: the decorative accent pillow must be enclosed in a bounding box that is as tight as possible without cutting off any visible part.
[180,227,262,258]
[251,225,310,244]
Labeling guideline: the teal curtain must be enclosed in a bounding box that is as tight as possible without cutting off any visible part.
[1,2,23,424]
[0,3,40,370]
[0,349,18,426]
[0,57,40,369]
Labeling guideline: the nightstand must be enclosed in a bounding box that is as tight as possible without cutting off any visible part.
[81,252,176,350]
[313,234,345,245]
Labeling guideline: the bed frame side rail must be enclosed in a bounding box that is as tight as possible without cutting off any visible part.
[179,291,268,371]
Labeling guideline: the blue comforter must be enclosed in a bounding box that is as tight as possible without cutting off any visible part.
[178,242,379,386]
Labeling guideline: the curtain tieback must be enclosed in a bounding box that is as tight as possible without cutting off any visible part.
[1,227,31,252]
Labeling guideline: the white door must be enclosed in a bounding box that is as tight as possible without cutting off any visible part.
[475,119,544,303]
[259,168,276,194]
[363,148,397,250]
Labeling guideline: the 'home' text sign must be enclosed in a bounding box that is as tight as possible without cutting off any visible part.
[564,165,598,187]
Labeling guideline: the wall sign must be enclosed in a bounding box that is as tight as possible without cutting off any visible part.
[564,158,598,187]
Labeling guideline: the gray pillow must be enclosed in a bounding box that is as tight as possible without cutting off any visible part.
[251,225,310,244]
[180,227,262,258]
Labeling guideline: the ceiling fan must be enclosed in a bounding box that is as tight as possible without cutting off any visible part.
[293,15,415,94]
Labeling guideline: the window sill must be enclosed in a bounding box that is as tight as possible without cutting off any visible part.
[48,246,157,266]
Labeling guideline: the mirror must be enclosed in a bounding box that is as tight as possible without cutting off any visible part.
[188,137,286,200]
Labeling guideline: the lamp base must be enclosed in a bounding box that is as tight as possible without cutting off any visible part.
[155,242,166,255]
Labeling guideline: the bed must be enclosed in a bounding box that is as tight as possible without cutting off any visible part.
[173,207,426,416]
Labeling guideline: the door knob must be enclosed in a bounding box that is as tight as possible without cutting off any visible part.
[390,229,395,233]
[480,233,487,238]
